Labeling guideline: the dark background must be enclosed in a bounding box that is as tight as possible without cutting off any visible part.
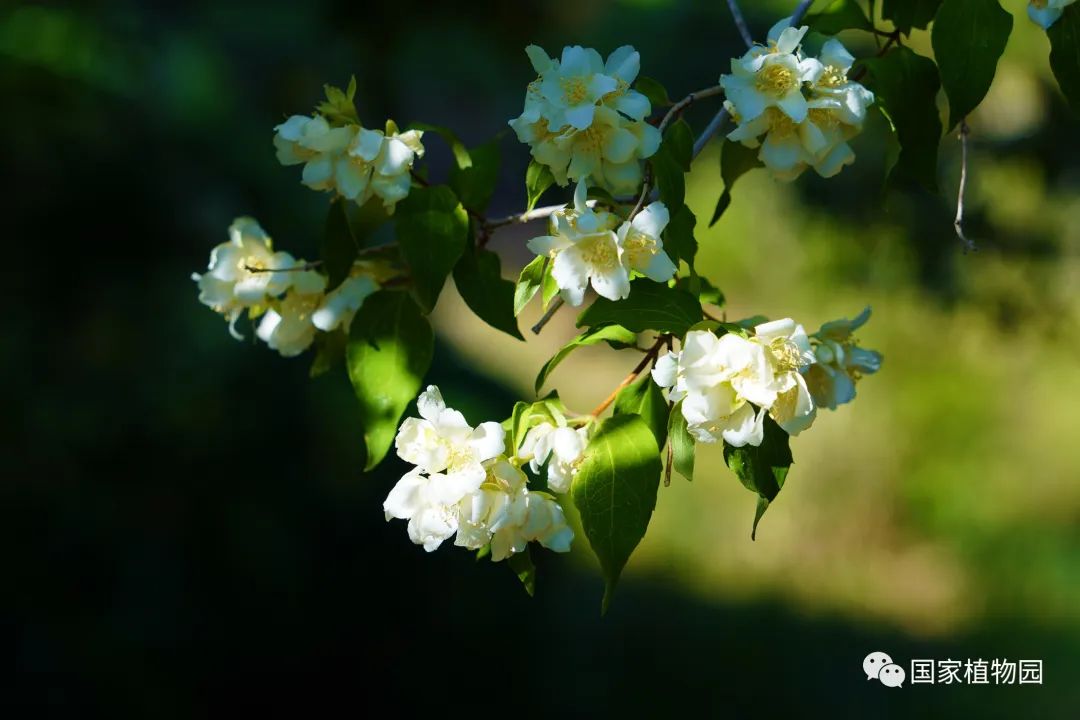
[6,0,1079,716]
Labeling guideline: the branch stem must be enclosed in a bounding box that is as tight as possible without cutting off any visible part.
[954,119,976,253]
[726,0,754,49]
[589,335,668,417]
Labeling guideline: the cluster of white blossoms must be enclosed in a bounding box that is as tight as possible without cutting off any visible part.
[384,386,574,560]
[803,307,883,410]
[721,20,874,181]
[510,45,661,195]
[192,217,381,356]
[652,319,818,446]
[1028,0,1077,29]
[526,180,676,306]
[274,115,425,212]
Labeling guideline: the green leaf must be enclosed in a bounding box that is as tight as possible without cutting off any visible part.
[882,0,942,34]
[651,122,693,209]
[449,139,501,212]
[722,415,793,540]
[577,280,702,335]
[309,328,347,379]
[931,0,1013,130]
[676,275,725,306]
[408,122,472,169]
[322,196,388,291]
[663,119,694,172]
[806,0,874,34]
[395,186,469,313]
[613,374,669,449]
[322,199,358,291]
[572,414,662,613]
[663,203,697,269]
[710,140,762,227]
[635,76,671,107]
[506,546,536,596]
[541,266,560,309]
[1049,4,1080,115]
[526,159,556,212]
[506,394,572,456]
[862,47,943,192]
[514,256,547,316]
[316,76,359,125]
[347,291,434,470]
[453,239,523,340]
[667,406,695,482]
[535,324,637,394]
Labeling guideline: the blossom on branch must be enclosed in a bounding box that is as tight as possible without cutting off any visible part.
[384,386,574,558]
[721,22,874,181]
[509,44,660,195]
[527,181,677,306]
[274,115,424,212]
[804,307,883,410]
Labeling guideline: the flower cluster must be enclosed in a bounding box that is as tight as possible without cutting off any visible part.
[721,21,874,181]
[384,386,574,560]
[192,217,383,356]
[1028,0,1077,29]
[509,45,661,195]
[653,311,883,446]
[275,115,425,213]
[803,307,883,410]
[652,319,818,446]
[527,181,676,306]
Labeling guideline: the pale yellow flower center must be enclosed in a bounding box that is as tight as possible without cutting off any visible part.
[769,338,807,373]
[561,77,590,105]
[580,234,618,270]
[808,108,840,129]
[818,65,847,88]
[575,123,611,154]
[765,107,798,138]
[623,229,659,266]
[756,64,798,96]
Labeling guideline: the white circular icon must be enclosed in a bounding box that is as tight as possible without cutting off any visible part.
[879,663,906,687]
[863,651,894,680]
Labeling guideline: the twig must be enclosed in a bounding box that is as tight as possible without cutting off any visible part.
[589,335,669,417]
[486,202,589,229]
[727,0,754,49]
[531,297,564,334]
[954,119,976,253]
[851,30,900,83]
[245,261,322,273]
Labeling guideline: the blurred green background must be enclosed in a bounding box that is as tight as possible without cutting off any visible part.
[6,0,1079,716]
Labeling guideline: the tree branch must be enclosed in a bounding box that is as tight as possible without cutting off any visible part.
[589,335,669,417]
[727,0,754,49]
[531,297,564,334]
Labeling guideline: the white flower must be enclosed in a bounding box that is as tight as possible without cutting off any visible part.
[616,201,677,282]
[518,421,589,494]
[653,330,769,447]
[751,318,817,435]
[312,272,379,332]
[509,44,660,195]
[537,45,619,130]
[1028,0,1077,29]
[395,386,505,489]
[273,115,353,191]
[255,270,328,357]
[384,387,574,560]
[276,114,423,211]
[805,307,883,410]
[192,217,308,339]
[723,34,873,181]
[720,23,823,125]
[526,180,629,306]
[335,122,425,212]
